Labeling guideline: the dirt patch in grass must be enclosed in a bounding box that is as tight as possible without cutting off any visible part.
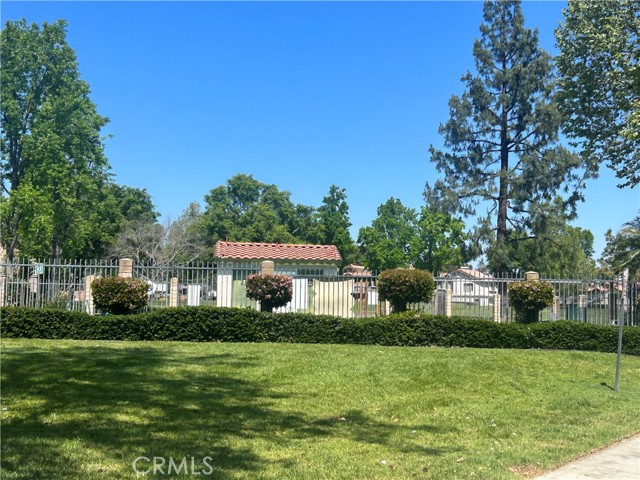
[509,463,544,478]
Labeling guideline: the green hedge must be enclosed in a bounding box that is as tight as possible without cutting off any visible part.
[2,307,639,355]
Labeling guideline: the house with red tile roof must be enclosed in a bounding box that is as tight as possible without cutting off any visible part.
[215,241,342,266]
[214,241,342,308]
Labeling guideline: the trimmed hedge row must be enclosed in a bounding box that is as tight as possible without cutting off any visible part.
[2,306,639,355]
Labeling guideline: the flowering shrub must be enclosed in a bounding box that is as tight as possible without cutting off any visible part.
[91,277,149,315]
[508,280,554,323]
[245,274,293,313]
[377,268,435,313]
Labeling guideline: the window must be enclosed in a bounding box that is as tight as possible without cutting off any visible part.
[464,283,474,293]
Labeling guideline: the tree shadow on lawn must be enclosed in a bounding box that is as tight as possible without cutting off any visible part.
[2,343,457,479]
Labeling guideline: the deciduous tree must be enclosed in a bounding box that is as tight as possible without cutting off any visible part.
[1,19,113,259]
[198,174,321,258]
[555,0,640,187]
[111,202,204,265]
[357,198,417,271]
[411,207,469,275]
[508,199,596,277]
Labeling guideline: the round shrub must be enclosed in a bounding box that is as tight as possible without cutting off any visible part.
[377,268,436,313]
[508,280,554,323]
[91,277,149,315]
[245,274,293,313]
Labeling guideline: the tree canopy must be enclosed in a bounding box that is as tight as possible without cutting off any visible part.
[357,198,417,271]
[0,19,127,259]
[428,0,594,275]
[602,216,640,276]
[198,175,318,258]
[317,185,359,266]
[555,0,640,187]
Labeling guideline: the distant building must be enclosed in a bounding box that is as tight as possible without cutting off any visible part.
[213,241,342,309]
[439,266,497,306]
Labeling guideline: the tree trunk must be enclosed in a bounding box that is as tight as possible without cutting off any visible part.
[391,302,408,314]
[496,54,510,276]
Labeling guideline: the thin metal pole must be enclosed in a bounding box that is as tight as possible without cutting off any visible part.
[614,268,628,392]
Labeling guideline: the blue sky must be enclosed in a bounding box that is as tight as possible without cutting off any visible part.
[2,1,638,259]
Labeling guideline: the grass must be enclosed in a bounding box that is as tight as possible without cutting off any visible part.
[2,340,640,479]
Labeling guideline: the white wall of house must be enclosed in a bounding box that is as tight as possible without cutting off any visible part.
[445,276,496,307]
[217,266,233,308]
[274,278,309,313]
[215,261,339,309]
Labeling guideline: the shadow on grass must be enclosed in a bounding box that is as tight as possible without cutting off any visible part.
[2,342,456,479]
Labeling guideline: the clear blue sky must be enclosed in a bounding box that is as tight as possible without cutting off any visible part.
[2,1,638,259]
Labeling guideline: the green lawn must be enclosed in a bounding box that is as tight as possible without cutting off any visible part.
[2,339,640,479]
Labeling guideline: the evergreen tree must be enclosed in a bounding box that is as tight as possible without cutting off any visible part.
[317,185,358,266]
[602,216,640,276]
[428,0,594,275]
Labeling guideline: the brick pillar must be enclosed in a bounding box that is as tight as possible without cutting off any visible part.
[118,258,133,278]
[524,271,540,281]
[261,260,274,275]
[85,275,96,315]
[493,294,501,322]
[169,277,179,307]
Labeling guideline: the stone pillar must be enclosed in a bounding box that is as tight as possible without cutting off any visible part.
[436,289,446,316]
[445,288,452,318]
[578,294,587,322]
[552,295,560,320]
[578,294,586,308]
[169,277,179,307]
[261,260,274,275]
[493,294,501,322]
[524,271,540,281]
[118,258,133,278]
[85,275,96,315]
[0,257,5,307]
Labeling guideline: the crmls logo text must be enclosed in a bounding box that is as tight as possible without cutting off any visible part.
[132,456,214,476]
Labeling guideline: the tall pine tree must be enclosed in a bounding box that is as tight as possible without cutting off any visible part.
[428,0,595,275]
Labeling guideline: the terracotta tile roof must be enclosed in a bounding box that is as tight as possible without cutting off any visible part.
[214,241,342,263]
